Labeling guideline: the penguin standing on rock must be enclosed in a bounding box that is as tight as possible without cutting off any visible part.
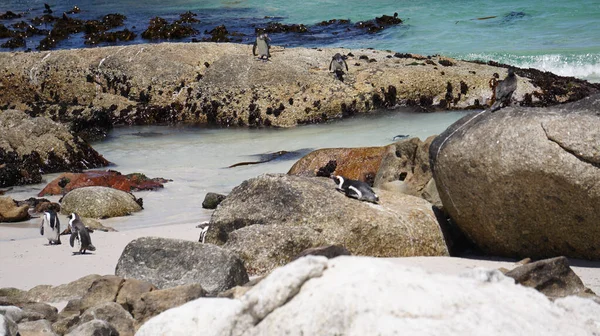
[40,210,61,245]
[332,175,379,204]
[329,53,349,81]
[490,67,517,112]
[68,213,96,254]
[253,32,271,61]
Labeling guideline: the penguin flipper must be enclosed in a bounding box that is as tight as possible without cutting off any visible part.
[69,232,77,247]
[252,42,257,56]
[343,59,348,71]
[347,185,363,200]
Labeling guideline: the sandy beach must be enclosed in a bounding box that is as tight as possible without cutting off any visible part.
[1,223,599,295]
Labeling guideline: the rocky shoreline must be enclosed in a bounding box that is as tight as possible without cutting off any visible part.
[1,42,599,142]
[2,43,600,335]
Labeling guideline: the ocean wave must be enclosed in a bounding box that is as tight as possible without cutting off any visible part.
[459,53,600,83]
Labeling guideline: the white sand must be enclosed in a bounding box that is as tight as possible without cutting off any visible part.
[1,224,599,295]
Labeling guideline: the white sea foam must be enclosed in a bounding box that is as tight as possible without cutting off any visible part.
[461,53,600,83]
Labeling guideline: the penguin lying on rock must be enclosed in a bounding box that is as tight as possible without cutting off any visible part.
[40,210,61,245]
[332,175,379,204]
[68,213,96,254]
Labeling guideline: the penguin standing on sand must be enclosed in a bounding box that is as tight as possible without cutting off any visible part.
[68,213,96,254]
[253,32,271,61]
[40,210,61,245]
[332,175,379,204]
[329,53,349,81]
[490,67,517,112]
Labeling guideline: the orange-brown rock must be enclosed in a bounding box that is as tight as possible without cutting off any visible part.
[287,147,386,184]
[38,170,170,196]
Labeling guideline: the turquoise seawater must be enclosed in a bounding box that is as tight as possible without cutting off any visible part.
[1,0,599,81]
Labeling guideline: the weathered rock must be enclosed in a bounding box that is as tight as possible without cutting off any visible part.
[374,136,438,202]
[131,283,206,328]
[26,274,101,303]
[430,94,600,259]
[60,186,142,219]
[115,279,156,312]
[206,174,449,267]
[0,314,19,336]
[0,306,23,324]
[201,192,226,209]
[38,171,169,196]
[137,256,600,335]
[1,44,597,133]
[115,237,249,294]
[60,217,117,234]
[78,302,134,336]
[17,319,57,336]
[505,256,595,299]
[288,146,386,183]
[0,110,109,188]
[293,245,351,260]
[20,303,58,322]
[51,313,79,335]
[0,196,30,222]
[64,319,118,336]
[79,276,125,313]
[222,224,325,275]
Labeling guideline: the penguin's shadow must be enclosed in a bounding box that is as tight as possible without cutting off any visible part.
[71,252,94,256]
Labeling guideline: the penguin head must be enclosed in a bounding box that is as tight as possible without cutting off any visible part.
[333,53,344,62]
[507,67,515,77]
[331,175,345,188]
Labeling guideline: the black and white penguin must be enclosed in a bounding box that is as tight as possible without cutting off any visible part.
[68,213,96,254]
[253,32,271,60]
[332,175,379,203]
[197,221,210,243]
[329,53,349,81]
[490,67,517,112]
[40,210,61,245]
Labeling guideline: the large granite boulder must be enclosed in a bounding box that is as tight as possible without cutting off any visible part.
[373,136,440,205]
[60,186,142,218]
[430,94,600,259]
[137,256,600,335]
[0,110,109,188]
[1,44,597,136]
[17,319,57,335]
[287,146,387,183]
[0,196,29,222]
[115,237,248,294]
[222,224,325,275]
[64,319,118,336]
[206,174,449,273]
[38,171,169,196]
[25,274,101,303]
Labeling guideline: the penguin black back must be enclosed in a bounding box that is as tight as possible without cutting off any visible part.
[332,175,379,203]
[68,213,96,254]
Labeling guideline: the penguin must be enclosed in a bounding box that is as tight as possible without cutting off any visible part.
[490,67,517,112]
[40,210,61,245]
[332,175,379,203]
[329,53,349,81]
[67,213,96,254]
[253,32,271,61]
[197,221,210,243]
